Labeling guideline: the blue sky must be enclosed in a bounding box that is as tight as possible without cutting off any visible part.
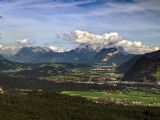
[0,0,160,51]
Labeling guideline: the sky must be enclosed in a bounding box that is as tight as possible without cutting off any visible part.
[0,0,160,54]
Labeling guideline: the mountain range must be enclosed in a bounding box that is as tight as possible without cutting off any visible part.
[0,47,160,83]
[10,44,135,66]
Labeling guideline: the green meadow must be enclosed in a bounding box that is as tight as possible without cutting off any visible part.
[61,90,160,105]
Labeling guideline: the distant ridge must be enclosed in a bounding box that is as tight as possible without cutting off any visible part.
[10,45,135,65]
[0,54,17,71]
[118,50,160,73]
[122,50,160,82]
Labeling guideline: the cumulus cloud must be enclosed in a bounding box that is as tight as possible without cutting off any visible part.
[59,30,159,54]
[49,45,66,53]
[117,40,159,54]
[0,44,18,55]
[0,38,34,55]
[16,38,34,46]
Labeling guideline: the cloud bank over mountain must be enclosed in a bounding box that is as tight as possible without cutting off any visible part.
[0,30,159,55]
[16,39,34,46]
[59,30,159,54]
[0,44,17,55]
[0,38,34,54]
[0,38,66,54]
[49,45,66,53]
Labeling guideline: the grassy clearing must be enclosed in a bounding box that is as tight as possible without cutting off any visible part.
[61,90,160,105]
[62,91,106,99]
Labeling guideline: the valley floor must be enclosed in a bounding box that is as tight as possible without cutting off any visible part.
[0,63,160,119]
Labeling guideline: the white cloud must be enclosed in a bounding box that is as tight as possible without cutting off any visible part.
[59,30,159,54]
[91,0,160,16]
[117,40,159,54]
[49,45,66,53]
[0,44,18,55]
[16,38,34,46]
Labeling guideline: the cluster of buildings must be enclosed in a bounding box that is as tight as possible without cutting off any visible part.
[94,98,143,106]
[0,87,4,94]
[92,65,116,71]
